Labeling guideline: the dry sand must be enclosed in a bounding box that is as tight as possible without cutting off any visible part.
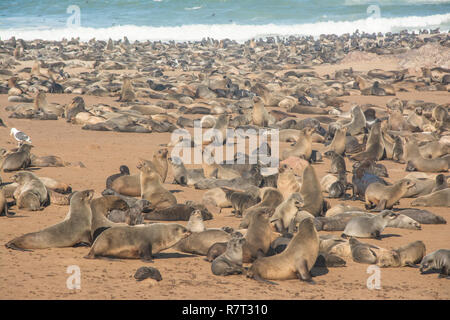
[0,57,449,300]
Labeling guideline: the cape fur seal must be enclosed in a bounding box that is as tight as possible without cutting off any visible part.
[420,249,450,278]
[134,266,162,282]
[137,159,177,210]
[106,165,130,189]
[85,223,190,261]
[211,237,246,276]
[90,195,129,239]
[1,144,33,172]
[270,193,303,234]
[411,189,450,207]
[5,190,94,251]
[343,210,399,239]
[144,202,213,221]
[173,228,231,256]
[300,164,327,217]
[242,210,273,263]
[247,218,319,284]
[12,171,49,211]
[365,179,415,210]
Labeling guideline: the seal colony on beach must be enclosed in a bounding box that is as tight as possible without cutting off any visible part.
[0,29,449,299]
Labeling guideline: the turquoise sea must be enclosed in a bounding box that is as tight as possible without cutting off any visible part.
[0,0,449,41]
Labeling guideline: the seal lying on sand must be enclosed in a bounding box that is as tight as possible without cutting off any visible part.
[5,190,94,251]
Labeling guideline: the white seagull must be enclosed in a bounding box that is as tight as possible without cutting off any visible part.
[10,128,32,146]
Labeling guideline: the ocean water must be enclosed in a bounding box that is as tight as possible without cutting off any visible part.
[0,0,449,41]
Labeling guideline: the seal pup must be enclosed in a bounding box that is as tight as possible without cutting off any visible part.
[349,237,378,264]
[247,218,319,284]
[211,237,246,276]
[326,126,347,156]
[107,199,149,225]
[90,195,129,239]
[134,266,162,282]
[85,223,191,261]
[270,193,303,234]
[342,210,399,239]
[324,150,346,174]
[411,188,450,207]
[420,249,450,278]
[431,174,448,192]
[221,187,260,217]
[137,159,177,210]
[365,179,415,210]
[1,144,33,172]
[0,187,11,217]
[186,209,206,232]
[5,190,94,251]
[12,171,48,211]
[65,96,86,123]
[169,156,205,186]
[106,165,130,189]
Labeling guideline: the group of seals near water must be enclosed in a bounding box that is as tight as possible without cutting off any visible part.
[1,30,449,291]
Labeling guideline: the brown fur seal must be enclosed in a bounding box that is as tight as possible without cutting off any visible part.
[90,195,129,239]
[420,249,450,278]
[324,150,346,175]
[404,137,448,172]
[377,241,426,268]
[1,144,33,172]
[351,121,384,162]
[65,96,86,123]
[0,187,10,217]
[349,237,378,264]
[432,174,448,192]
[365,179,415,210]
[152,148,169,183]
[5,190,94,251]
[252,96,275,127]
[144,201,213,221]
[281,127,315,161]
[137,159,176,210]
[247,218,319,284]
[343,210,399,239]
[270,193,303,234]
[119,77,136,102]
[300,164,327,217]
[411,189,450,207]
[12,171,48,211]
[343,106,366,136]
[242,210,273,263]
[107,199,149,225]
[173,228,231,256]
[169,156,205,186]
[326,126,347,155]
[110,173,141,197]
[221,187,260,217]
[211,237,246,276]
[106,165,130,189]
[277,164,301,200]
[85,223,190,261]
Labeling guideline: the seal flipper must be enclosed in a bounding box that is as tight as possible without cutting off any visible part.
[5,242,33,252]
[405,262,419,268]
[139,244,153,263]
[92,227,110,242]
[373,199,387,212]
[251,273,279,285]
[296,259,314,283]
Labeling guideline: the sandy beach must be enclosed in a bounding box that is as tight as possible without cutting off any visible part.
[0,33,449,300]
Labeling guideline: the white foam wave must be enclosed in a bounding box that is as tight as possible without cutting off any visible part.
[0,13,448,42]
